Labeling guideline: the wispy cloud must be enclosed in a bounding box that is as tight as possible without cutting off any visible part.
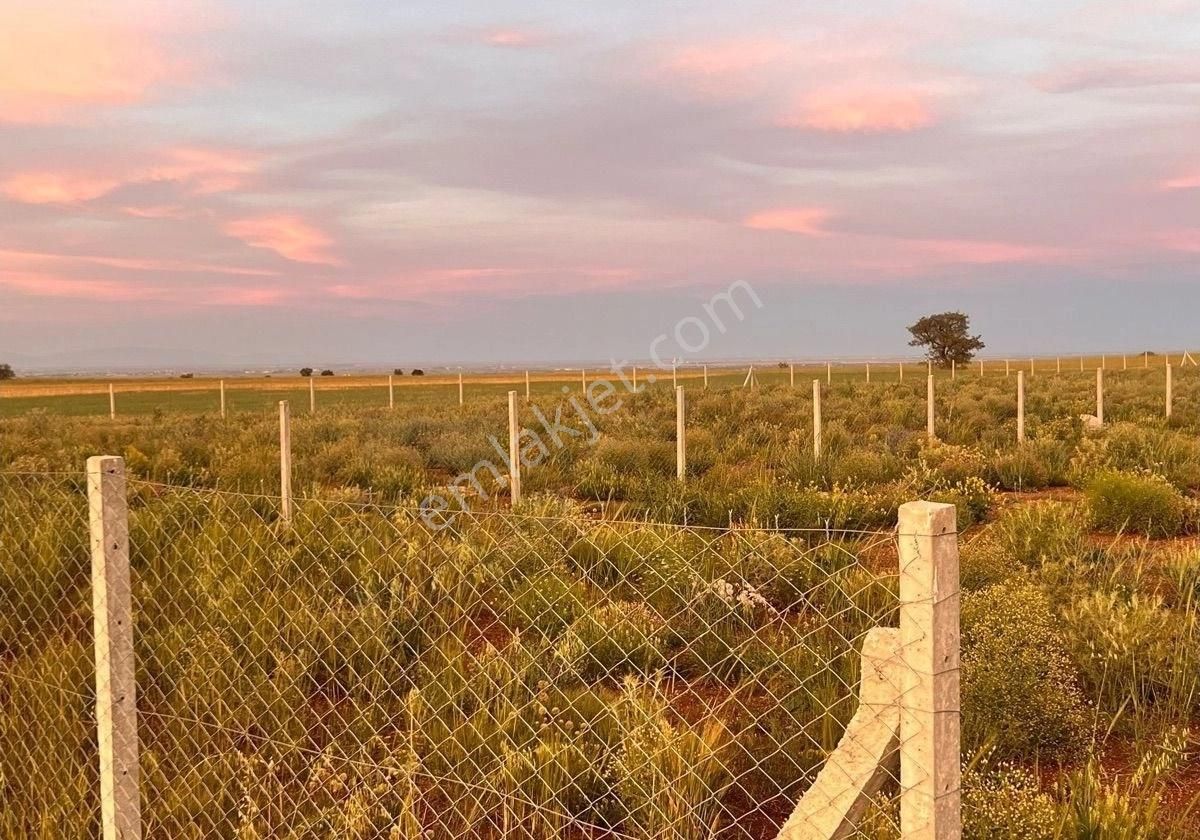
[223,215,339,265]
[743,207,835,236]
[780,88,934,133]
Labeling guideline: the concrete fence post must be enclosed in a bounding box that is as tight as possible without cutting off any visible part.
[1145,351,1149,368]
[1017,371,1025,443]
[1123,355,1127,371]
[900,361,905,382]
[927,360,932,376]
[583,368,588,392]
[279,401,293,523]
[812,380,822,460]
[790,363,795,388]
[1004,359,1010,377]
[109,383,116,420]
[1057,357,1061,374]
[1080,356,1084,372]
[308,377,315,414]
[388,375,395,410]
[525,370,531,401]
[671,364,677,389]
[978,359,983,377]
[866,362,871,384]
[1029,358,1034,377]
[87,455,142,840]
[458,371,464,406]
[827,361,832,385]
[508,391,521,504]
[675,386,686,480]
[926,375,935,441]
[1102,354,1106,370]
[949,360,954,380]
[632,365,638,390]
[1166,363,1173,419]
[1096,368,1104,426]
[703,364,708,389]
[897,501,961,840]
[219,379,226,418]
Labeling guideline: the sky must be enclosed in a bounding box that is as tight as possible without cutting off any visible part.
[1,0,1198,369]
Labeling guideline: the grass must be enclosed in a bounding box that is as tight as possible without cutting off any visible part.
[1,357,1199,838]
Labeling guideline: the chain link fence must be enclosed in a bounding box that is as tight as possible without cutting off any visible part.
[0,465,958,839]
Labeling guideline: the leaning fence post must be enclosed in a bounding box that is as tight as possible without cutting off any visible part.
[675,386,686,480]
[812,379,822,460]
[1096,368,1104,426]
[898,501,961,840]
[508,390,521,504]
[926,375,935,441]
[279,400,293,523]
[87,455,142,840]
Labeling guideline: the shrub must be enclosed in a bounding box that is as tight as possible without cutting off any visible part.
[392,368,404,375]
[411,368,424,375]
[505,569,592,638]
[320,369,334,376]
[1085,470,1185,537]
[961,582,1090,759]
[555,602,667,680]
[962,759,1059,840]
[992,501,1085,569]
[959,535,1023,591]
[299,367,313,377]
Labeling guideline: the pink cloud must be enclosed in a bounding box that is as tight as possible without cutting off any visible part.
[1159,172,1200,191]
[1,146,256,206]
[654,37,787,98]
[0,1,193,124]
[743,207,834,236]
[0,270,151,301]
[903,238,1068,264]
[223,214,339,265]
[0,247,277,278]
[1158,230,1200,252]
[781,88,934,133]
[481,28,549,48]
[0,171,121,204]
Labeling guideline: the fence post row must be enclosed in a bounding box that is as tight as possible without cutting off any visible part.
[508,390,521,504]
[87,455,142,840]
[897,501,961,840]
[279,400,293,523]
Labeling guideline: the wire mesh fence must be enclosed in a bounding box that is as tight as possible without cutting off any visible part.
[0,465,958,839]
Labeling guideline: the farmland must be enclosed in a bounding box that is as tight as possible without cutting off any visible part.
[1,359,1198,839]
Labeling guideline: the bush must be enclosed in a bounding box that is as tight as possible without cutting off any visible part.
[320,369,334,376]
[1085,470,1185,537]
[505,569,591,638]
[962,582,1090,759]
[992,501,1085,569]
[556,602,667,680]
[411,368,425,376]
[392,368,404,375]
[0,363,14,380]
[299,367,313,377]
[963,759,1059,840]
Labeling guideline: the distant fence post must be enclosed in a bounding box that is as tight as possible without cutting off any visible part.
[826,361,831,385]
[675,386,686,480]
[900,361,905,382]
[671,364,677,389]
[812,379,822,460]
[1096,368,1104,426]
[1144,351,1149,368]
[978,359,983,377]
[309,377,315,414]
[388,374,395,409]
[632,365,638,390]
[703,364,708,389]
[1057,357,1061,374]
[508,390,521,504]
[1166,363,1173,419]
[525,370,531,401]
[790,363,795,388]
[109,383,116,420]
[458,372,464,406]
[87,455,142,840]
[926,375,935,441]
[898,501,961,840]
[219,379,226,418]
[1004,359,1010,377]
[1029,358,1034,377]
[866,362,870,383]
[1123,354,1127,371]
[1017,370,1025,443]
[583,368,588,392]
[279,401,293,523]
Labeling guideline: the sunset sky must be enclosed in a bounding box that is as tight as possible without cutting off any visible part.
[2,0,1198,369]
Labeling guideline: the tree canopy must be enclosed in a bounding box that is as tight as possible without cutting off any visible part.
[907,312,985,367]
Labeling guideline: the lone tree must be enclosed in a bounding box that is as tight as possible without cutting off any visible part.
[0,363,14,380]
[908,312,984,367]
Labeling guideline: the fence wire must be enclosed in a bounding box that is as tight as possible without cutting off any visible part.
[0,471,929,840]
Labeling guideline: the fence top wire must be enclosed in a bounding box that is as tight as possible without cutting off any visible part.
[117,475,901,539]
